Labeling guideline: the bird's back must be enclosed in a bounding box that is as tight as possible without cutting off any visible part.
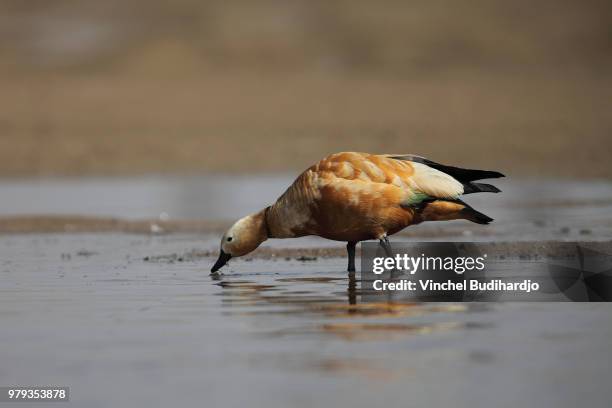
[266,152,502,241]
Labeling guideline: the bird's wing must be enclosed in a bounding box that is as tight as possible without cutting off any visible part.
[385,153,504,182]
[314,152,464,206]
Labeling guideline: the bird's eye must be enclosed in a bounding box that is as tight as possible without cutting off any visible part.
[226,237,233,242]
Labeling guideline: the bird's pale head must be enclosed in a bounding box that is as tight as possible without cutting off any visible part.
[211,210,269,272]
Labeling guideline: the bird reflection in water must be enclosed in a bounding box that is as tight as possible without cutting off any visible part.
[210,268,482,336]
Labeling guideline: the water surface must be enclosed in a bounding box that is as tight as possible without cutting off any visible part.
[1,234,611,407]
[1,176,611,406]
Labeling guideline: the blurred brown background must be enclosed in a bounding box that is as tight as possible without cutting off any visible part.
[0,0,610,178]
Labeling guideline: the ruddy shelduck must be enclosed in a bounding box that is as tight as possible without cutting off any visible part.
[211,152,503,273]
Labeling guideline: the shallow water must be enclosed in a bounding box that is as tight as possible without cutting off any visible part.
[1,234,611,408]
[1,176,611,406]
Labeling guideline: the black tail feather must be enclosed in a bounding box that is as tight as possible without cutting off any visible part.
[442,198,495,225]
[461,207,494,225]
[423,160,505,183]
[462,182,501,194]
[388,155,505,182]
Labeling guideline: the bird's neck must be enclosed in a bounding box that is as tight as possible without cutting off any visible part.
[262,206,272,238]
[264,201,309,239]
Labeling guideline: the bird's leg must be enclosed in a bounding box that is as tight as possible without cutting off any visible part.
[347,271,357,306]
[379,235,393,258]
[346,241,357,272]
[379,235,400,278]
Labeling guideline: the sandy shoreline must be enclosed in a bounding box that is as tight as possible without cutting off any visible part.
[0,215,230,235]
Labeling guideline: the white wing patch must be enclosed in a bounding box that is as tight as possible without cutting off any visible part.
[407,162,464,199]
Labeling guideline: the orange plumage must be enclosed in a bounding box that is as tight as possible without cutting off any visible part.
[211,152,504,272]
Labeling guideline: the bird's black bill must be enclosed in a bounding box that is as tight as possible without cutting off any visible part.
[211,250,232,273]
